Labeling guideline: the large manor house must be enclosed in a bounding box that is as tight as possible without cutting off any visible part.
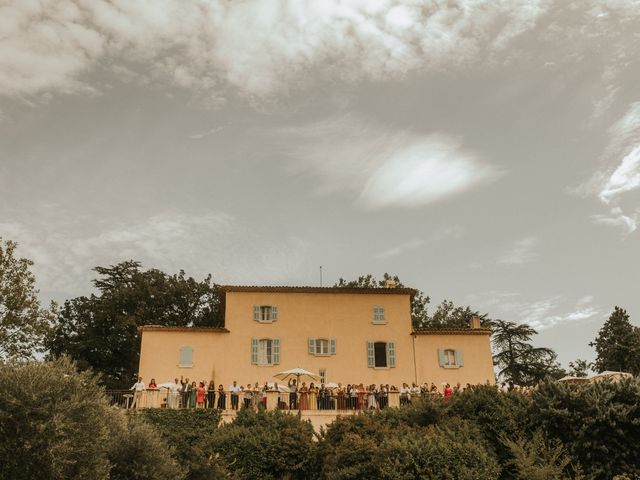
[138,283,495,387]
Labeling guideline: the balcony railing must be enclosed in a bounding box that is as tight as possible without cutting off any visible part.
[104,389,439,411]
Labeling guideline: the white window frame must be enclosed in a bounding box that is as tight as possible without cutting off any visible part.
[444,349,456,367]
[308,337,336,356]
[372,306,386,324]
[253,305,278,323]
[315,339,330,355]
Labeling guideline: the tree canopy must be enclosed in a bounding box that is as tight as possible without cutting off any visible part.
[48,261,222,388]
[590,306,640,375]
[0,237,52,359]
[492,320,564,386]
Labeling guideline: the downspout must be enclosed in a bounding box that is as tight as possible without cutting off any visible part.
[412,332,418,385]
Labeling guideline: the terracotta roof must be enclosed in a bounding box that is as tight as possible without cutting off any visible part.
[411,328,492,336]
[219,285,417,297]
[139,325,229,333]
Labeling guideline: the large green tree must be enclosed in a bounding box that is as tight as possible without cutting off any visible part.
[0,237,52,359]
[48,261,222,388]
[492,320,563,386]
[590,306,640,375]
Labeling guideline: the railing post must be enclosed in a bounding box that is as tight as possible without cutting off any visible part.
[388,391,400,408]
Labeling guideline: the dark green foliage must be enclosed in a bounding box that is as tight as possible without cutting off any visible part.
[591,307,640,375]
[568,359,590,378]
[501,430,573,480]
[492,319,564,386]
[444,385,532,466]
[320,412,500,479]
[138,409,225,480]
[209,409,318,480]
[48,261,223,388]
[0,357,181,480]
[531,379,640,478]
[421,299,489,330]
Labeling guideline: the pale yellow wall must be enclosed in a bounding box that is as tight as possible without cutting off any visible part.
[414,334,496,386]
[138,290,495,388]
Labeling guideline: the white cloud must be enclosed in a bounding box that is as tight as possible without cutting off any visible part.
[0,211,312,300]
[592,206,637,234]
[374,238,424,259]
[487,294,599,331]
[497,237,539,266]
[277,114,504,209]
[0,0,551,99]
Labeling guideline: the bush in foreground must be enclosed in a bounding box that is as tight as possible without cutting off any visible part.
[0,358,181,480]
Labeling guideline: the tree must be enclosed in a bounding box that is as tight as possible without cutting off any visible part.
[492,320,563,386]
[590,307,640,375]
[567,359,590,378]
[0,237,52,359]
[48,261,223,388]
[0,357,182,480]
[420,299,488,330]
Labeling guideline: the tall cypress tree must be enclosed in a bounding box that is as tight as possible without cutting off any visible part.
[591,307,640,375]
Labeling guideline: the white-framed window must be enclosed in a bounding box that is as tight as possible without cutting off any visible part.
[366,341,396,368]
[251,338,280,365]
[308,338,336,356]
[179,346,193,367]
[438,348,464,368]
[253,305,278,323]
[319,368,326,384]
[373,306,385,324]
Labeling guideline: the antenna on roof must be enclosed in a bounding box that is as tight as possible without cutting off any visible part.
[320,266,323,287]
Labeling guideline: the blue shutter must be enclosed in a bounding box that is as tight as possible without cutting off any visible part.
[251,338,258,364]
[308,338,315,355]
[330,338,336,355]
[253,305,260,321]
[179,346,193,366]
[271,305,278,321]
[437,349,446,367]
[273,338,280,364]
[387,342,396,368]
[455,349,464,366]
[367,341,375,368]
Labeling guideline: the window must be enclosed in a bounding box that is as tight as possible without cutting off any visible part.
[253,305,278,322]
[438,348,464,368]
[307,338,336,356]
[251,338,280,365]
[366,341,396,368]
[179,346,193,367]
[319,368,326,384]
[373,306,385,323]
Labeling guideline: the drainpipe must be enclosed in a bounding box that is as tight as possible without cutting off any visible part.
[411,332,418,385]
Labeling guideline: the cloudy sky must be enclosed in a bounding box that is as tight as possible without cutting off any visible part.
[1,0,640,367]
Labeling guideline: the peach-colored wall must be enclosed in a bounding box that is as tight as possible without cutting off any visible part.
[138,290,495,388]
[413,334,495,386]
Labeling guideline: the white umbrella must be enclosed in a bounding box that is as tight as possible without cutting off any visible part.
[324,382,339,388]
[266,382,291,393]
[273,367,319,384]
[157,382,177,389]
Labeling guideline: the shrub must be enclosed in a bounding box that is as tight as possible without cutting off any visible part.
[320,412,499,480]
[501,430,573,480]
[208,409,318,480]
[0,357,181,480]
[138,408,224,480]
[530,379,640,478]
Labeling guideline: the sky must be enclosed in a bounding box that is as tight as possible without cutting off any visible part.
[1,0,640,369]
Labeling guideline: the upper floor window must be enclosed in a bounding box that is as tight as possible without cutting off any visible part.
[179,346,193,367]
[253,305,278,323]
[308,338,336,356]
[438,348,464,368]
[366,341,396,368]
[251,337,280,365]
[372,306,385,324]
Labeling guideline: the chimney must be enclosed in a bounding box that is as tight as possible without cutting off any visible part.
[469,315,482,329]
[384,279,397,289]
